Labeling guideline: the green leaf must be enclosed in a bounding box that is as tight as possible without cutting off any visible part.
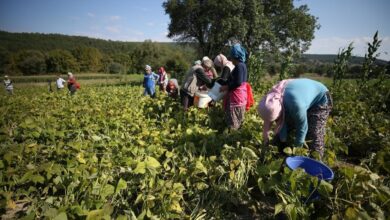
[32,175,45,184]
[195,161,208,175]
[100,184,115,199]
[345,207,358,219]
[91,135,102,142]
[115,178,127,194]
[145,156,161,169]
[53,212,68,220]
[274,203,284,215]
[283,147,293,155]
[318,180,334,195]
[86,209,104,220]
[133,161,146,174]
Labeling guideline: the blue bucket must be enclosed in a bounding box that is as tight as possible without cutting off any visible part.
[286,156,334,181]
[285,156,334,202]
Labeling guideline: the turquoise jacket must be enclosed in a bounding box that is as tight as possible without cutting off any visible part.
[278,79,329,145]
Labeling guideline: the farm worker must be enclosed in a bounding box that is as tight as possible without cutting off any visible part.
[202,56,218,79]
[213,53,235,83]
[56,75,66,90]
[219,43,250,130]
[47,79,53,92]
[157,66,169,92]
[166,78,180,99]
[3,75,14,95]
[180,59,214,111]
[257,78,333,158]
[143,65,159,98]
[67,72,80,96]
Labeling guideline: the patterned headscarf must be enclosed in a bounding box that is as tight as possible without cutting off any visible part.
[214,54,235,72]
[230,43,247,63]
[257,80,292,142]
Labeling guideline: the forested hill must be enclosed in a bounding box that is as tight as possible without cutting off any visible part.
[300,54,388,65]
[0,30,142,54]
[1,30,388,65]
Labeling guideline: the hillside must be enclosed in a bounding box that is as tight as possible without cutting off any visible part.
[300,54,388,66]
[0,30,174,55]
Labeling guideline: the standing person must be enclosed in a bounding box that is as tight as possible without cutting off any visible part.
[157,67,169,92]
[3,75,13,95]
[257,78,333,158]
[143,65,159,98]
[202,56,218,79]
[213,53,235,83]
[56,75,66,91]
[47,79,53,92]
[67,72,79,96]
[219,44,249,130]
[180,59,214,111]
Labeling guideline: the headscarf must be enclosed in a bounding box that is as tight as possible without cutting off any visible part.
[158,67,166,74]
[194,60,201,65]
[230,43,247,63]
[257,79,292,142]
[201,58,213,69]
[214,54,235,72]
[145,65,152,71]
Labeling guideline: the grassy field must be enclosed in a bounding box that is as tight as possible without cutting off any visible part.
[2,73,143,91]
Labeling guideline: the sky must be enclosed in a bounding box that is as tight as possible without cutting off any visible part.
[0,0,389,61]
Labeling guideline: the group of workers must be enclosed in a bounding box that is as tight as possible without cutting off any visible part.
[3,72,80,96]
[3,43,333,159]
[142,43,333,158]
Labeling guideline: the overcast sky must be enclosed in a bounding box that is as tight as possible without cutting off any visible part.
[0,0,389,60]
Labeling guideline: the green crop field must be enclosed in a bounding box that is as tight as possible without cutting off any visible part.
[0,75,389,219]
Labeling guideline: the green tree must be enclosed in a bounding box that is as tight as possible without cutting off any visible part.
[14,50,47,75]
[163,0,318,57]
[72,46,103,72]
[130,40,166,73]
[46,49,79,73]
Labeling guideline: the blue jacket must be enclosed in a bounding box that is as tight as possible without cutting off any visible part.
[143,72,159,88]
[278,79,329,145]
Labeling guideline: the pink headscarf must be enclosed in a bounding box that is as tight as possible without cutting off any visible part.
[257,80,292,142]
[213,54,235,72]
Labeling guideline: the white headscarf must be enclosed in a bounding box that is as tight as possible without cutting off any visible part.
[213,54,235,72]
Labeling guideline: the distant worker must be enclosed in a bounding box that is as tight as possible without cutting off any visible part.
[202,56,218,79]
[214,53,235,83]
[166,78,179,99]
[56,75,66,91]
[47,79,53,92]
[3,75,14,95]
[157,66,169,92]
[143,65,159,98]
[180,59,214,111]
[67,72,80,95]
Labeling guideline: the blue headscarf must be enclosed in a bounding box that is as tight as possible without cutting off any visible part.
[230,43,247,63]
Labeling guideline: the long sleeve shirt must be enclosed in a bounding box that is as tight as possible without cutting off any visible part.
[278,79,329,145]
[227,62,247,91]
[194,68,213,88]
[143,72,159,88]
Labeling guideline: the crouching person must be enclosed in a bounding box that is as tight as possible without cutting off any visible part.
[257,78,333,158]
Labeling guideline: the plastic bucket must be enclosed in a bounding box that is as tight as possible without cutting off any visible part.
[285,156,334,181]
[194,91,212,108]
[286,156,334,202]
[208,82,226,101]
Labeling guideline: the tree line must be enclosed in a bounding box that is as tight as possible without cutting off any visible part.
[0,31,197,76]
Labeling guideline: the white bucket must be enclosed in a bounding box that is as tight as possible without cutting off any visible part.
[194,91,212,108]
[208,82,226,101]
